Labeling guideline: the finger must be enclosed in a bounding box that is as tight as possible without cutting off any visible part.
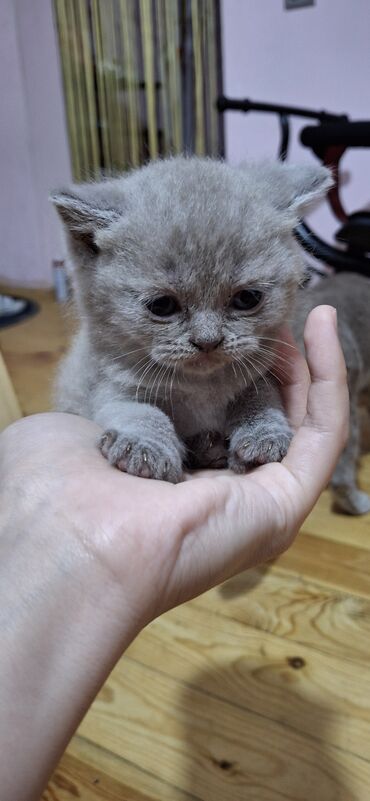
[282,305,349,515]
[274,325,310,429]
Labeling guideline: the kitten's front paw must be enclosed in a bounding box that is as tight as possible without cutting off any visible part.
[99,429,183,483]
[228,424,292,473]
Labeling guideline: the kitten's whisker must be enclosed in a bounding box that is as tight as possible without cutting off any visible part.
[109,346,148,363]
[164,364,174,404]
[260,336,297,351]
[259,348,293,367]
[236,353,263,395]
[241,353,269,390]
[146,361,161,405]
[257,344,295,366]
[254,351,291,378]
[266,368,284,385]
[249,280,276,286]
[131,360,153,396]
[250,354,285,385]
[135,359,156,402]
[151,361,169,405]
[233,355,253,393]
[128,354,151,377]
[153,363,168,407]
[233,357,246,388]
[164,364,171,403]
[169,366,176,420]
[256,349,292,380]
[163,362,176,411]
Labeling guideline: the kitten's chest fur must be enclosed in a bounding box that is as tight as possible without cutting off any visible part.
[159,370,238,437]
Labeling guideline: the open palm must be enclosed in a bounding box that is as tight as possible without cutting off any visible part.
[0,306,348,630]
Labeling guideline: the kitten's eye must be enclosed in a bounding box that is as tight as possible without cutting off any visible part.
[231,289,263,312]
[146,295,181,318]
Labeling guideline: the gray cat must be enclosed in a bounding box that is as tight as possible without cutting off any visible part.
[51,156,370,515]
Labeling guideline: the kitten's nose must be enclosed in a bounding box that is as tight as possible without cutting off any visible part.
[190,337,224,352]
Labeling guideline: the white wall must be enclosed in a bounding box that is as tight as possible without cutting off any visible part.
[220,0,370,241]
[0,0,71,287]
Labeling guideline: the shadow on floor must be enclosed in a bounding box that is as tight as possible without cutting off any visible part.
[180,642,355,800]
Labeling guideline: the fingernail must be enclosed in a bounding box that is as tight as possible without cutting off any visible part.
[332,308,338,330]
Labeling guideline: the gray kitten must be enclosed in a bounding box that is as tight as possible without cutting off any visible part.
[51,156,370,515]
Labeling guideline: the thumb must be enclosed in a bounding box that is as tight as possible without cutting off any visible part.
[282,305,349,518]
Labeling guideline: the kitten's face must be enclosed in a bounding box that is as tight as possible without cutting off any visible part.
[91,224,300,379]
[52,157,332,381]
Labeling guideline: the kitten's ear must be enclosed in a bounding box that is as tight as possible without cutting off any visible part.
[279,163,334,213]
[243,161,333,216]
[50,189,121,255]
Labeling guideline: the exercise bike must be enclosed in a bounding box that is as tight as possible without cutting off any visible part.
[217,96,370,278]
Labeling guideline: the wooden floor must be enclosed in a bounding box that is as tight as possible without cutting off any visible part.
[2,288,370,801]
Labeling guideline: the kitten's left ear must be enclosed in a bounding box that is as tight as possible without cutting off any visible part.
[279,163,334,213]
[244,161,333,215]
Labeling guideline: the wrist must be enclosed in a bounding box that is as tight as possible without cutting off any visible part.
[0,483,141,801]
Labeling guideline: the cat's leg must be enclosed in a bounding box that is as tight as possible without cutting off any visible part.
[227,380,292,473]
[94,398,185,483]
[331,393,370,515]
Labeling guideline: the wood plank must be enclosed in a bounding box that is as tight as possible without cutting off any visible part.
[303,457,370,549]
[194,567,370,665]
[276,530,370,598]
[77,657,370,801]
[0,349,21,430]
[63,736,198,801]
[0,287,70,414]
[125,603,370,761]
[43,750,154,801]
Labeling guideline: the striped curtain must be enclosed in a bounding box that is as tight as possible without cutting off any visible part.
[53,0,223,182]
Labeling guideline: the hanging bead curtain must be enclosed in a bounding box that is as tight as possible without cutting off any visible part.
[54,0,223,181]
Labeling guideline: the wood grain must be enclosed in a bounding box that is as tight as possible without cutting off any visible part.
[66,736,197,801]
[78,656,370,801]
[0,349,21,430]
[42,751,153,801]
[304,459,370,548]
[276,530,370,598]
[196,567,370,665]
[126,602,370,761]
[0,286,70,414]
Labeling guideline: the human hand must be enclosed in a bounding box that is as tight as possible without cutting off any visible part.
[0,305,348,631]
[0,305,349,801]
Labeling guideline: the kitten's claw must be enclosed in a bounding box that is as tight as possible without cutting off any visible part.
[229,428,292,473]
[99,429,183,483]
[100,430,117,455]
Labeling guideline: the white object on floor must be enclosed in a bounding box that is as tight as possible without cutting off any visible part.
[0,294,27,316]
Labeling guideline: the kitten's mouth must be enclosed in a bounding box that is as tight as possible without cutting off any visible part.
[182,351,227,373]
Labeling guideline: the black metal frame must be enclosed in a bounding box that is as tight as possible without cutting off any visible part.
[217,95,370,276]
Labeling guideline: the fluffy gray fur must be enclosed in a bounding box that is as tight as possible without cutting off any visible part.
[51,156,370,514]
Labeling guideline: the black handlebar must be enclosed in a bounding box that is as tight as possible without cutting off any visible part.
[217,95,348,124]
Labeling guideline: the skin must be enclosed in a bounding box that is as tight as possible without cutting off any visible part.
[0,307,348,801]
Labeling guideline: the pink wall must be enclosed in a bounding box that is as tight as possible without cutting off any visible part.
[0,0,71,287]
[2,2,369,286]
[220,0,370,241]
